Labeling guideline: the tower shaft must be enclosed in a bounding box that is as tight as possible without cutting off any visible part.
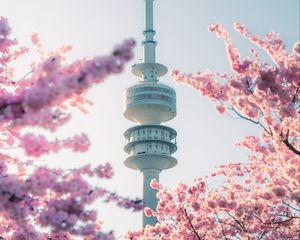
[143,169,160,226]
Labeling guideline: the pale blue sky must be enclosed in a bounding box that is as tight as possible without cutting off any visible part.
[1,0,299,237]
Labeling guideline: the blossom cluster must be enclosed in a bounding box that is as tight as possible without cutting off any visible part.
[126,23,300,239]
[0,17,142,239]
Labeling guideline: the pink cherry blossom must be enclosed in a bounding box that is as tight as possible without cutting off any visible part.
[144,207,154,217]
[215,105,226,114]
[128,23,300,240]
[150,179,162,190]
[0,17,142,239]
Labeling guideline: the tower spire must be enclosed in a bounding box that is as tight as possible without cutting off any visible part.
[123,0,177,227]
[143,0,156,63]
[131,0,167,83]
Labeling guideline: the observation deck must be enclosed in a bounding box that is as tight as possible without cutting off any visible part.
[124,82,176,124]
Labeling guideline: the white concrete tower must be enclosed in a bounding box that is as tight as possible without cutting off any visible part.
[123,0,177,227]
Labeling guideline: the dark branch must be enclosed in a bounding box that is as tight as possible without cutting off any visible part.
[282,138,300,155]
[280,129,300,156]
[229,106,272,135]
[183,208,202,240]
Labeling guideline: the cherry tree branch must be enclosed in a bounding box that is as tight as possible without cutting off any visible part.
[183,208,202,240]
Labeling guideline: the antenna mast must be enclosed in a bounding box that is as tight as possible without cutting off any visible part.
[143,0,156,63]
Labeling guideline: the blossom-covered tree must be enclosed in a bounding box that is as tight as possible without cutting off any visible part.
[126,23,300,239]
[0,17,143,239]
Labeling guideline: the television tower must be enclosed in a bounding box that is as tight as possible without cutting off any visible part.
[123,0,177,227]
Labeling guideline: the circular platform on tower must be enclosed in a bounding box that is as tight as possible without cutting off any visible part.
[124,124,177,140]
[132,63,168,78]
[124,82,176,124]
[124,154,177,171]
